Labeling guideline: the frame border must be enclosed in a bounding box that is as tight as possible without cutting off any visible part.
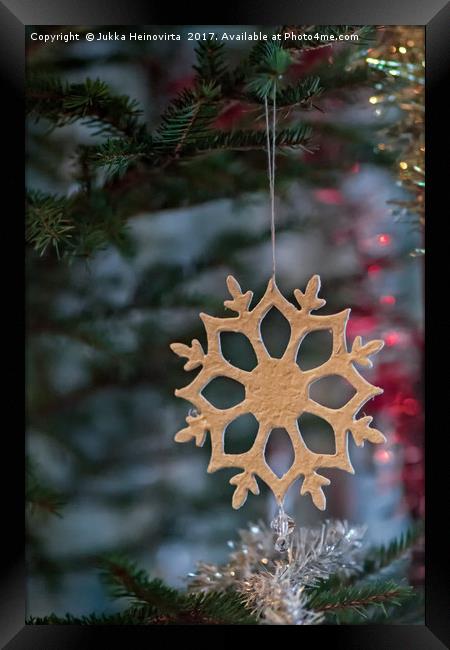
[3,0,448,646]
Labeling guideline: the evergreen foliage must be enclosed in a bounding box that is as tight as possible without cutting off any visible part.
[27,75,143,136]
[362,525,422,576]
[309,579,413,619]
[26,190,75,258]
[27,528,422,625]
[26,26,380,260]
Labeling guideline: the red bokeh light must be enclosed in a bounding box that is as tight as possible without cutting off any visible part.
[377,233,392,246]
[379,295,396,305]
[314,188,344,205]
[374,449,393,464]
[401,398,421,416]
[385,331,401,346]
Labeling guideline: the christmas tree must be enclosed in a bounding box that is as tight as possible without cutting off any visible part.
[26,25,424,624]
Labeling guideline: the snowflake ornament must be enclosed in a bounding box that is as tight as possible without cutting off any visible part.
[170,275,385,511]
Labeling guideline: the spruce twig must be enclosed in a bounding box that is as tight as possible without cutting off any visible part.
[309,580,414,617]
[97,555,257,625]
[26,190,74,259]
[27,76,143,137]
[362,525,421,577]
[193,38,228,83]
[99,555,184,614]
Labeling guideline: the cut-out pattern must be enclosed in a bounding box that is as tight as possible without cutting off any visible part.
[265,428,296,478]
[201,376,245,410]
[260,306,291,358]
[224,413,259,455]
[309,375,356,409]
[296,329,333,370]
[170,275,385,510]
[297,412,336,455]
[220,331,258,372]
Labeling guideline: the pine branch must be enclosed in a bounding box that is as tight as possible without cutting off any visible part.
[26,190,74,258]
[153,86,221,159]
[26,189,133,259]
[193,38,228,84]
[309,580,414,620]
[27,76,144,137]
[97,555,257,624]
[245,41,292,99]
[180,124,314,155]
[308,525,421,599]
[91,137,153,179]
[156,592,258,625]
[362,526,421,577]
[89,124,314,178]
[28,594,257,626]
[98,555,184,614]
[27,610,153,625]
[341,588,424,625]
[274,76,323,108]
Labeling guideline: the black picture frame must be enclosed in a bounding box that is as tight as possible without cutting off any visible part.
[3,0,448,646]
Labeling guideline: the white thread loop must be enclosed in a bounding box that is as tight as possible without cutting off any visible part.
[264,87,277,281]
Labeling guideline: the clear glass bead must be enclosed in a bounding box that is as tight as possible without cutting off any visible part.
[270,504,295,553]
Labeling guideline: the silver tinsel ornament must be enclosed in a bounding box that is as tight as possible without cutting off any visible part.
[187,519,367,625]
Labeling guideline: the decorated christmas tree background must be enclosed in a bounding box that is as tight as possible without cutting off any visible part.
[26,25,424,624]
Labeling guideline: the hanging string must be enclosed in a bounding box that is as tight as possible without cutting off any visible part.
[265,84,295,552]
[186,82,294,555]
[264,85,277,281]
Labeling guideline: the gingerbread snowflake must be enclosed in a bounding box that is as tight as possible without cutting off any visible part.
[170,275,385,510]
